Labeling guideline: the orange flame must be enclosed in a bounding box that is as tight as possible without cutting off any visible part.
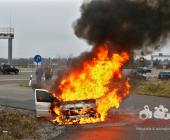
[38,97,44,102]
[52,44,130,124]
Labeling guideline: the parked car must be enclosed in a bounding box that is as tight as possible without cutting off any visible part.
[0,63,19,74]
[137,67,151,74]
[126,71,146,80]
[158,71,170,79]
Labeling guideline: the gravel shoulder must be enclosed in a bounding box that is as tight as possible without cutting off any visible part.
[0,105,66,140]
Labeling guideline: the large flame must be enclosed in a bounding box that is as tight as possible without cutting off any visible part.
[52,44,130,124]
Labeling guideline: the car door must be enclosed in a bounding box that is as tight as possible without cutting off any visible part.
[10,65,15,72]
[5,65,11,73]
[35,89,53,117]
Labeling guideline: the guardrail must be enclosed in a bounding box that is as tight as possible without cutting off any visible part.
[0,27,14,34]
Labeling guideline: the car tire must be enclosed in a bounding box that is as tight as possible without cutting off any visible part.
[15,70,19,74]
[3,70,8,74]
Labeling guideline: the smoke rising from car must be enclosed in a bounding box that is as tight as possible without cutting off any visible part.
[50,0,170,96]
[73,0,170,55]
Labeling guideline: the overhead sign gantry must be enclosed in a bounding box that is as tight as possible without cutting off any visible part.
[0,27,14,64]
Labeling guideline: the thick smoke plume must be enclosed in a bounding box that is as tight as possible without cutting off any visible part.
[73,0,170,55]
[50,0,170,96]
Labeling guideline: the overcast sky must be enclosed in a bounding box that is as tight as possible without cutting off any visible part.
[0,0,92,59]
[0,0,169,60]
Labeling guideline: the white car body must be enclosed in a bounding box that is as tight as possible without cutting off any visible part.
[35,89,97,119]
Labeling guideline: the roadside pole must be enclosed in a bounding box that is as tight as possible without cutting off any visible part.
[29,75,32,86]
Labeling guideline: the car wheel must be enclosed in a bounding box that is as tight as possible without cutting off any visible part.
[15,70,19,74]
[3,70,8,74]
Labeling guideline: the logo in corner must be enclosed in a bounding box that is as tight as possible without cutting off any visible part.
[139,105,170,120]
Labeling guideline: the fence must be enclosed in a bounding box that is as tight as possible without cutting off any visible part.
[0,27,14,34]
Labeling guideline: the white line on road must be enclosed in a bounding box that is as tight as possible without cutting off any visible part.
[0,79,30,81]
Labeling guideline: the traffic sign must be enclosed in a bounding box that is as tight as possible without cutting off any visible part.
[34,55,41,63]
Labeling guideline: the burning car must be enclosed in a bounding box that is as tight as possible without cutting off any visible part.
[35,46,130,125]
[35,89,97,121]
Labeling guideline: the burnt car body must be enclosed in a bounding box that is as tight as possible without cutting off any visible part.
[158,71,170,79]
[35,89,97,120]
[0,63,19,74]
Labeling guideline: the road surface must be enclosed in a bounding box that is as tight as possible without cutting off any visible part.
[0,70,170,140]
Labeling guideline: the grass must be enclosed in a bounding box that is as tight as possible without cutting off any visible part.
[0,109,41,140]
[130,78,170,97]
[19,83,31,87]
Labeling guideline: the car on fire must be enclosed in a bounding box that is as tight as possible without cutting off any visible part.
[35,89,97,120]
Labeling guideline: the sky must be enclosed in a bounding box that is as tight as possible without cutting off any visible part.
[0,0,170,60]
[0,0,92,59]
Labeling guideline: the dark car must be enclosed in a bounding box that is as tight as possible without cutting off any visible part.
[137,67,151,74]
[126,71,146,80]
[158,71,170,79]
[143,67,152,73]
[0,63,19,74]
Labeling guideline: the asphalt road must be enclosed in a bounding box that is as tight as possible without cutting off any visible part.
[0,71,36,110]
[51,94,170,140]
[0,70,56,110]
[0,69,170,140]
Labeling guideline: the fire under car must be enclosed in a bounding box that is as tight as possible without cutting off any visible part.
[35,89,97,120]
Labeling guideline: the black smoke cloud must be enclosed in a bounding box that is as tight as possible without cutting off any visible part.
[73,0,170,55]
[50,0,170,96]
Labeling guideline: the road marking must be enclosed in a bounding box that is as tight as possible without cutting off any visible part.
[0,79,30,81]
